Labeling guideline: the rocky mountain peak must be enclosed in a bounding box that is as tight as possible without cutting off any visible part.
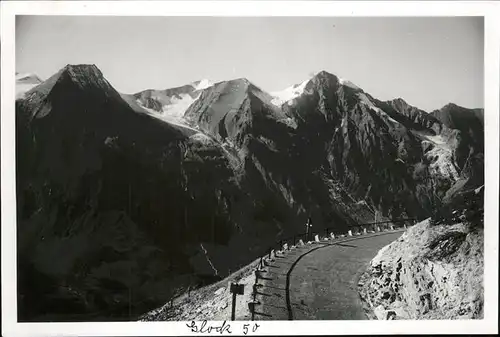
[313,70,337,79]
[62,63,102,77]
[440,102,459,110]
[432,102,484,130]
[58,64,115,92]
[311,70,363,92]
[22,64,116,101]
[310,70,340,85]
[191,79,214,91]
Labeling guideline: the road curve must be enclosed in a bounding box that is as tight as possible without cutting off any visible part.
[255,231,403,320]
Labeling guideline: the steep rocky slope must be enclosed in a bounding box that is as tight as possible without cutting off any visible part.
[279,72,438,217]
[184,76,373,230]
[378,97,443,133]
[431,103,484,187]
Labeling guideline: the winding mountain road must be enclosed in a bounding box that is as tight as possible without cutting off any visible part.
[254,231,404,320]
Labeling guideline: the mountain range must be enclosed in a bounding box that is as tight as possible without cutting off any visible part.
[15,64,484,321]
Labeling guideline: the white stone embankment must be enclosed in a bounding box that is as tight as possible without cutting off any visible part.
[358,219,483,320]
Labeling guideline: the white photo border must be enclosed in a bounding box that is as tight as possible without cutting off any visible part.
[1,1,499,336]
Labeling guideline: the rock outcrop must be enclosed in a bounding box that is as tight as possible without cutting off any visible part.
[359,187,484,320]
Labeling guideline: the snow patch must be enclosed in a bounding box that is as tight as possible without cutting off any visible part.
[16,73,42,99]
[137,100,200,132]
[16,73,42,83]
[136,91,201,126]
[270,73,360,107]
[270,79,311,106]
[192,79,214,91]
[420,133,459,180]
[338,77,360,90]
[162,93,197,120]
[138,98,225,148]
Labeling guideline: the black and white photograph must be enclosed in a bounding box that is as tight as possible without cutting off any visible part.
[1,1,499,336]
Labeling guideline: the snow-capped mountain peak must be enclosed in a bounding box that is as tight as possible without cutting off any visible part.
[192,79,214,91]
[338,77,360,90]
[270,71,363,107]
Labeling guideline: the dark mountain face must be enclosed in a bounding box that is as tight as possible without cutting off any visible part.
[431,103,484,192]
[183,75,372,229]
[378,98,443,134]
[16,65,245,321]
[16,65,483,321]
[278,71,431,218]
[16,65,197,321]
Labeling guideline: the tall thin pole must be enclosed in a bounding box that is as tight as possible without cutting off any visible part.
[231,292,237,321]
[251,285,256,321]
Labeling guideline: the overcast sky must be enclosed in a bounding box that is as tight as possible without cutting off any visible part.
[16,16,483,111]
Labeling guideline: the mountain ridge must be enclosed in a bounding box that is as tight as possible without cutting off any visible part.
[15,64,484,321]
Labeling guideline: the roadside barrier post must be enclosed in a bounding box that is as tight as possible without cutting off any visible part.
[251,284,258,321]
[248,299,260,321]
